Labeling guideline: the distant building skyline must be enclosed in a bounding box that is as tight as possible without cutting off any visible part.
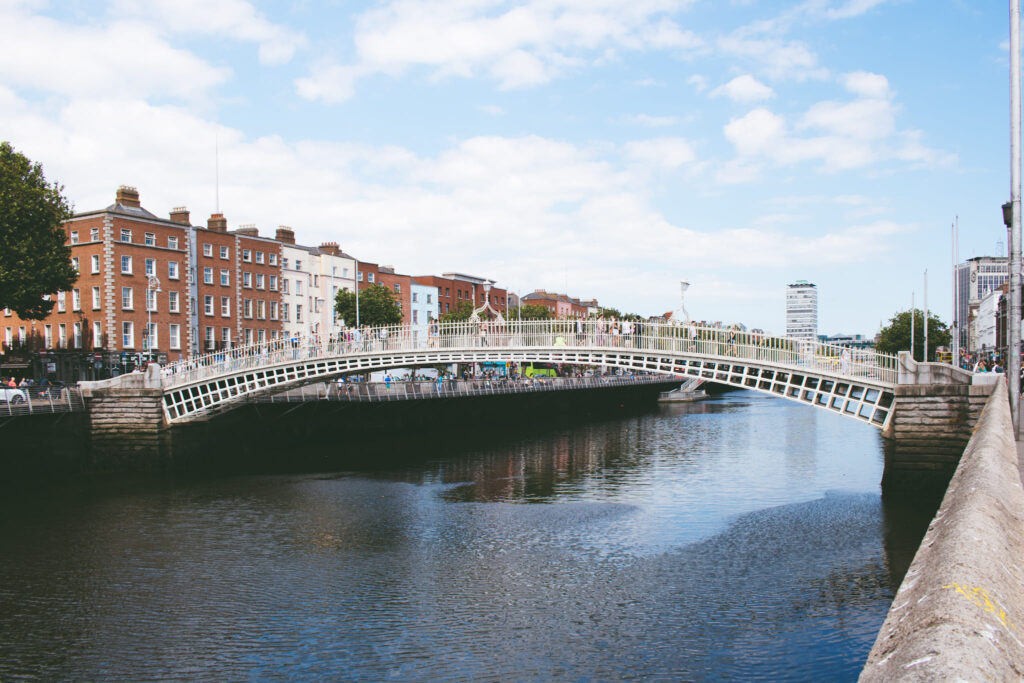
[786,281,818,342]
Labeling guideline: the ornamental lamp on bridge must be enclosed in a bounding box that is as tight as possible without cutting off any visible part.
[670,281,691,326]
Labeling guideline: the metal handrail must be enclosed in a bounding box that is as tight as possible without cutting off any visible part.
[251,374,668,404]
[159,320,898,389]
[0,386,85,417]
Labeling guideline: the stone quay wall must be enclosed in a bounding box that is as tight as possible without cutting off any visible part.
[885,383,994,468]
[80,365,167,469]
[861,380,1024,681]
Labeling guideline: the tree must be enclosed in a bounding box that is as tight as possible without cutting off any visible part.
[876,308,951,362]
[334,284,402,327]
[504,303,552,321]
[440,300,476,323]
[0,142,77,319]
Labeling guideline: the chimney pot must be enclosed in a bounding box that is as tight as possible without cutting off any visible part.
[169,206,190,225]
[235,224,259,237]
[207,213,228,233]
[116,185,140,207]
[276,226,296,245]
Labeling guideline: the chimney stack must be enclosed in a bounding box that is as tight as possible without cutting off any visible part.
[169,206,190,225]
[235,224,259,237]
[276,226,296,244]
[319,241,340,256]
[207,213,228,233]
[116,185,140,207]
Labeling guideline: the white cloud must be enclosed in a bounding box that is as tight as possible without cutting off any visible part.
[686,74,708,92]
[710,74,775,103]
[723,108,786,156]
[109,0,306,65]
[625,138,697,168]
[297,0,706,102]
[0,7,229,100]
[842,70,891,98]
[718,35,828,81]
[822,0,890,20]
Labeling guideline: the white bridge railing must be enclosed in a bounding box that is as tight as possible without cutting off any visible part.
[160,320,897,389]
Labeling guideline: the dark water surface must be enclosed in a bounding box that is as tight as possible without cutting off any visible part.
[0,392,934,681]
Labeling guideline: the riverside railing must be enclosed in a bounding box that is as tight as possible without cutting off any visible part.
[250,373,668,404]
[0,386,85,417]
[161,320,898,388]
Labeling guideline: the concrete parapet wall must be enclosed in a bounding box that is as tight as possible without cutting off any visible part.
[897,351,974,386]
[82,365,167,468]
[861,381,1024,681]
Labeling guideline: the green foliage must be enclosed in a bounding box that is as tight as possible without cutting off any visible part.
[595,307,620,318]
[504,303,553,321]
[0,141,76,319]
[439,300,476,323]
[876,308,951,361]
[334,284,402,327]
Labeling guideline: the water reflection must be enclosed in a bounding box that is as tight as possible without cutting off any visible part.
[0,391,931,681]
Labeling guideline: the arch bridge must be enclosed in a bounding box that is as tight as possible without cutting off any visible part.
[155,320,898,428]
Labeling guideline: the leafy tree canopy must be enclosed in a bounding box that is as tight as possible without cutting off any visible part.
[440,301,476,322]
[0,141,76,319]
[335,284,402,327]
[875,308,951,362]
[504,303,552,321]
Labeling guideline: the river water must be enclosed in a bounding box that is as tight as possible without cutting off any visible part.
[0,391,934,681]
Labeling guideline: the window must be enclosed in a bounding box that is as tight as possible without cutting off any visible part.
[56,291,65,313]
[296,280,303,295]
[202,267,212,285]
[282,257,289,269]
[256,273,265,289]
[203,243,213,257]
[145,258,155,276]
[243,272,252,288]
[121,287,133,310]
[44,325,52,348]
[394,283,400,293]
[91,254,100,274]
[168,236,178,250]
[357,272,363,282]
[145,323,157,351]
[169,324,181,350]
[72,288,81,311]
[72,322,82,348]
[93,321,102,349]
[220,245,229,259]
[296,304,302,323]
[242,249,252,262]
[71,257,79,273]
[121,255,132,274]
[270,301,279,320]
[243,299,252,319]
[90,228,99,241]
[427,294,432,304]
[146,289,157,312]
[168,261,179,280]
[343,267,349,278]
[122,321,134,349]
[3,327,9,349]
[144,232,156,246]
[205,326,214,350]
[57,324,65,348]
[282,279,289,294]
[258,329,266,343]
[91,286,101,310]
[445,303,449,312]
[257,300,266,319]
[70,230,79,244]
[413,310,418,324]
[295,260,302,270]
[221,297,230,317]
[412,292,418,303]
[204,295,214,316]
[269,254,278,266]
[244,328,253,345]
[220,270,230,286]
[445,287,450,297]
[120,229,132,243]
[2,308,7,317]
[255,251,264,264]
[168,290,179,313]
[221,327,231,347]
[269,275,278,291]
[282,303,290,321]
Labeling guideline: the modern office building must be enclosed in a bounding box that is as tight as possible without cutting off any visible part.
[954,256,1008,353]
[785,280,818,341]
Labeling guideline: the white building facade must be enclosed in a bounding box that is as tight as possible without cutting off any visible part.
[409,282,439,343]
[955,256,1008,353]
[785,280,818,341]
[314,242,356,336]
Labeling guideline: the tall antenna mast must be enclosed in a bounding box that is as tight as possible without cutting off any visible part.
[215,128,220,213]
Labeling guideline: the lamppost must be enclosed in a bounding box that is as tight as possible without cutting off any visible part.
[671,280,691,326]
[146,274,161,363]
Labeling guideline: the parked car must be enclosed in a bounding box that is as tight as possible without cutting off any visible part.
[0,386,27,404]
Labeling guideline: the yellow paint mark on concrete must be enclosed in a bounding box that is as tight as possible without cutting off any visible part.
[943,583,1016,630]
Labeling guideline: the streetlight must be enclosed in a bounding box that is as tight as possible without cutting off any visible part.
[146,274,161,363]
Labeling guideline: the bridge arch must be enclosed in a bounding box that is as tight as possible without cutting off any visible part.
[158,323,896,428]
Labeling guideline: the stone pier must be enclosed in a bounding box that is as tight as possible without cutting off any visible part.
[79,365,167,469]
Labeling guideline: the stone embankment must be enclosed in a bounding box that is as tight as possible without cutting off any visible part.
[79,365,166,468]
[861,380,1024,681]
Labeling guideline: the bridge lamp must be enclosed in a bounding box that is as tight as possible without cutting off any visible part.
[146,274,162,363]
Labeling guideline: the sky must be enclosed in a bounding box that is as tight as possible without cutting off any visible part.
[0,0,1016,335]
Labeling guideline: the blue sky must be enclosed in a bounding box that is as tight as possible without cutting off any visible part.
[0,0,1015,334]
